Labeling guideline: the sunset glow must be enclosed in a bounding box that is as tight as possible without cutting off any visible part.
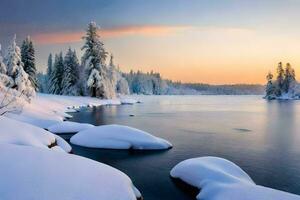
[1,0,300,84]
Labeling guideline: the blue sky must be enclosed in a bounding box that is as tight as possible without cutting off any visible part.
[1,0,300,83]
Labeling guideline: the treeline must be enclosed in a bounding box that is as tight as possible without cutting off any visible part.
[174,83,265,95]
[122,71,265,95]
[39,22,129,98]
[123,70,168,95]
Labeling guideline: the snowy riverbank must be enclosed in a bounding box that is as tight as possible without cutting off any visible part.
[2,94,300,200]
[0,93,145,200]
[5,93,122,128]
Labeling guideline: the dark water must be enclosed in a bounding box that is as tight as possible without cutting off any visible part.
[68,95,300,200]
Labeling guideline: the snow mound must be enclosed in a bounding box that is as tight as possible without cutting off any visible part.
[47,121,94,134]
[54,134,72,153]
[0,116,71,153]
[70,124,172,150]
[0,144,141,200]
[120,98,138,105]
[170,157,300,200]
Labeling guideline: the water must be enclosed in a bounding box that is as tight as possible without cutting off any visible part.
[68,95,300,200]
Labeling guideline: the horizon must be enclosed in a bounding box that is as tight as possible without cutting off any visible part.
[1,0,300,84]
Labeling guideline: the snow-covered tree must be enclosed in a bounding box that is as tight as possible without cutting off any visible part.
[0,46,13,88]
[124,70,168,95]
[116,76,130,94]
[283,63,296,94]
[265,62,299,99]
[4,35,35,99]
[265,72,276,99]
[0,44,7,74]
[276,62,284,95]
[82,22,115,98]
[47,54,53,78]
[108,54,117,87]
[4,35,22,79]
[86,68,107,98]
[49,52,64,94]
[61,48,80,95]
[14,64,35,98]
[21,36,38,91]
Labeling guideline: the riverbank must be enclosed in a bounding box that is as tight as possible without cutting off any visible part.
[0,93,142,200]
[2,94,300,200]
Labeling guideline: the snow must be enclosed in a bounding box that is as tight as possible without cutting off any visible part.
[170,157,300,200]
[6,93,120,128]
[54,134,72,153]
[47,121,94,134]
[70,124,172,150]
[0,144,141,200]
[0,116,71,152]
[120,98,138,105]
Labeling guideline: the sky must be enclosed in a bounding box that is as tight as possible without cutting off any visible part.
[1,0,300,84]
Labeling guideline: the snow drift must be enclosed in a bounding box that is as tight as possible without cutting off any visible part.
[0,144,141,200]
[47,121,94,134]
[70,124,172,150]
[6,93,121,128]
[170,157,300,200]
[0,116,71,152]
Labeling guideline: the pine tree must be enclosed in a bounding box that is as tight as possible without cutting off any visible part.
[4,35,22,79]
[265,72,275,98]
[0,44,13,87]
[107,54,118,94]
[82,22,115,98]
[21,36,38,91]
[45,54,53,93]
[49,52,64,94]
[61,48,80,95]
[110,57,130,95]
[4,35,35,98]
[276,62,284,96]
[47,54,53,78]
[283,63,296,93]
[0,44,7,74]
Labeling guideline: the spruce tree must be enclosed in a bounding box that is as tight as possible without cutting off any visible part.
[21,36,38,91]
[4,35,35,98]
[276,62,284,96]
[49,52,64,94]
[0,44,7,75]
[61,48,80,95]
[265,72,275,98]
[47,54,53,78]
[82,22,115,98]
[0,44,13,87]
[283,63,296,93]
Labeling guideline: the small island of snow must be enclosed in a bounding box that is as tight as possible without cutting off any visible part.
[170,157,300,200]
[70,124,172,150]
[47,121,94,134]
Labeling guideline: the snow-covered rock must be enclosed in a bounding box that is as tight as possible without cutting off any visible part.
[0,116,71,152]
[120,98,138,105]
[70,124,172,150]
[0,144,141,200]
[47,121,94,134]
[170,157,300,200]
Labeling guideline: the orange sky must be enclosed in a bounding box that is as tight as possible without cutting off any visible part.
[34,25,300,84]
